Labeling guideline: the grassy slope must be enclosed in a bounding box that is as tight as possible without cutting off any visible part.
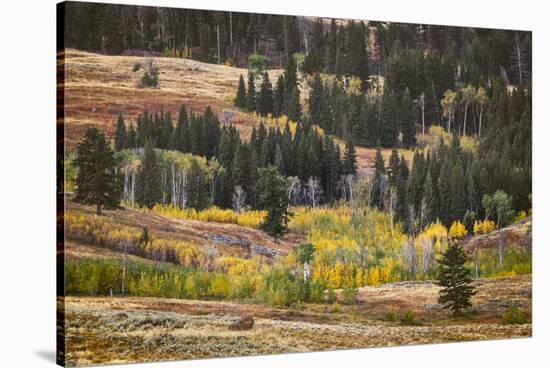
[60,48,416,172]
[66,200,301,261]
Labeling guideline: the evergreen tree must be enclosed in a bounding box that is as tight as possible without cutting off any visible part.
[114,113,127,151]
[343,139,357,176]
[257,71,274,116]
[401,88,416,147]
[372,146,386,208]
[74,127,122,215]
[136,140,162,208]
[187,158,209,210]
[173,104,190,152]
[380,87,398,147]
[308,73,324,126]
[437,241,477,315]
[256,166,291,238]
[286,86,302,122]
[127,123,137,149]
[234,74,247,109]
[423,171,436,225]
[387,148,400,187]
[273,75,285,117]
[246,71,256,112]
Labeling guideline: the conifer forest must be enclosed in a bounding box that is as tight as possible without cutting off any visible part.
[58,2,532,366]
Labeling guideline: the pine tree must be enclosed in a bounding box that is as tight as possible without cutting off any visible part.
[187,158,209,211]
[257,71,274,116]
[380,87,398,147]
[401,88,416,147]
[74,127,122,215]
[286,86,301,122]
[127,123,137,149]
[136,140,162,208]
[256,166,291,238]
[372,146,386,208]
[437,241,477,315]
[273,75,285,117]
[234,74,247,109]
[423,171,436,225]
[343,139,357,176]
[246,71,256,112]
[309,73,324,126]
[387,148,400,187]
[114,113,127,151]
[173,104,190,152]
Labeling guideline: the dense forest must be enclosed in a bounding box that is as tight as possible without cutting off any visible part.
[64,3,532,302]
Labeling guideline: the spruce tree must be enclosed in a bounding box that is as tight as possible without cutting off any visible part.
[114,113,127,151]
[437,241,477,315]
[309,73,324,126]
[273,75,285,117]
[372,146,386,208]
[127,123,137,149]
[256,166,291,238]
[286,86,302,122]
[187,158,209,211]
[74,127,122,215]
[343,139,357,176]
[136,140,162,208]
[246,71,256,112]
[257,71,274,116]
[380,87,398,147]
[401,88,416,147]
[173,104,189,152]
[234,74,247,109]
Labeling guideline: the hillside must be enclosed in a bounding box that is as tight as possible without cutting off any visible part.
[59,49,414,173]
[462,217,532,251]
[66,200,300,262]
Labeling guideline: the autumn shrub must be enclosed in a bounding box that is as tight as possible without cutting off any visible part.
[341,286,358,305]
[401,310,417,326]
[384,311,397,322]
[502,306,527,325]
[150,204,265,229]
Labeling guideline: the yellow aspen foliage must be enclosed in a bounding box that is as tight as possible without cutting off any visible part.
[448,221,467,240]
[473,219,496,235]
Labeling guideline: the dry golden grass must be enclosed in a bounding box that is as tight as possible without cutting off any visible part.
[59,49,418,170]
[59,49,283,147]
[62,275,531,366]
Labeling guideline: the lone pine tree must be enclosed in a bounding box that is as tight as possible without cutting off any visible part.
[74,127,122,215]
[437,241,477,315]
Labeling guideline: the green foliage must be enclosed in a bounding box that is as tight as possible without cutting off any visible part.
[247,54,269,78]
[256,166,291,238]
[437,241,477,315]
[341,286,358,305]
[132,63,141,72]
[234,74,247,109]
[401,310,417,326]
[141,62,159,88]
[74,127,122,215]
[384,311,397,322]
[501,306,527,325]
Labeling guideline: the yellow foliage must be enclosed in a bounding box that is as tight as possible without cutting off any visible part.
[473,219,496,235]
[150,204,265,229]
[448,221,467,239]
